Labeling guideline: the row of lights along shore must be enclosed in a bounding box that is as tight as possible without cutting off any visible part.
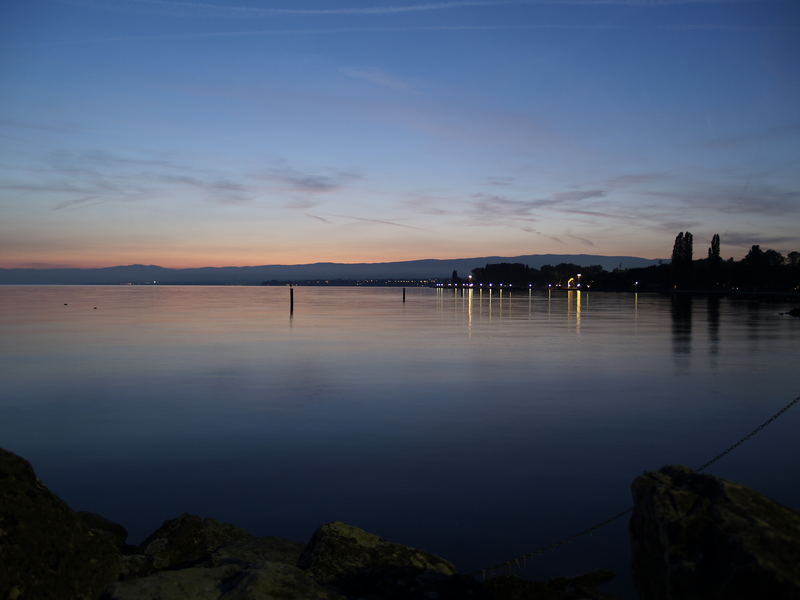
[435,274,589,289]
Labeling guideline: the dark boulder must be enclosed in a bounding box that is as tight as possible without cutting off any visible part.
[630,465,800,599]
[206,536,306,568]
[0,448,122,600]
[105,562,345,600]
[139,513,253,570]
[78,511,134,553]
[297,521,457,585]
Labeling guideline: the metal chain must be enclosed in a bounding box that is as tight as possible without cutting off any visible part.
[695,394,800,472]
[476,393,800,581]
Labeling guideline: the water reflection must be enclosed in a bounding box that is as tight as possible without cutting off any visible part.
[707,295,720,359]
[746,301,762,346]
[2,285,799,600]
[671,294,692,370]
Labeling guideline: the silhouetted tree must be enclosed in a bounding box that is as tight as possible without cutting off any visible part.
[764,249,785,267]
[788,251,800,266]
[671,231,693,286]
[685,232,693,263]
[708,234,720,262]
[671,232,693,265]
[471,263,538,286]
[743,245,764,266]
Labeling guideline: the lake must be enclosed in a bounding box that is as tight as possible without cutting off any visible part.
[1,285,798,597]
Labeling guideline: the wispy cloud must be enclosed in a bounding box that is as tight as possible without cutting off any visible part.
[51,23,625,45]
[606,172,670,188]
[666,23,800,31]
[340,67,414,92]
[1,148,256,207]
[87,0,761,19]
[468,189,607,221]
[485,176,516,187]
[305,212,332,223]
[53,196,105,210]
[720,231,799,248]
[520,226,563,243]
[340,214,425,230]
[93,0,525,18]
[567,232,595,246]
[259,164,361,194]
[640,182,800,217]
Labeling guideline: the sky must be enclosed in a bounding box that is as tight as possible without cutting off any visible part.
[1,0,799,268]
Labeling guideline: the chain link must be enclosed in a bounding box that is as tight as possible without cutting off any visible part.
[476,393,800,581]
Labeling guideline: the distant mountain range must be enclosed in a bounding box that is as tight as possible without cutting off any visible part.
[0,254,665,284]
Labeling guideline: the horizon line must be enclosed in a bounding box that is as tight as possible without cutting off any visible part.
[2,252,668,271]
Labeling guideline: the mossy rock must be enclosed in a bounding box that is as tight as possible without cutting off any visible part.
[297,521,457,585]
[139,513,253,570]
[0,448,122,600]
[630,465,800,599]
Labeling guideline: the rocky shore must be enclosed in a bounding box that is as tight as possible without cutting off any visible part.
[2,447,799,599]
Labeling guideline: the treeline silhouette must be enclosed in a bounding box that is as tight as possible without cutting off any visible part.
[468,233,799,293]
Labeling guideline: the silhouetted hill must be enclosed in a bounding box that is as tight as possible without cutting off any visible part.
[0,254,663,284]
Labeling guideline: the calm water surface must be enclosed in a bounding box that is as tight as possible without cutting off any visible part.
[1,286,798,596]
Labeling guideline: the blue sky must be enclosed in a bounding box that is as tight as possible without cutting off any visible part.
[1,0,799,267]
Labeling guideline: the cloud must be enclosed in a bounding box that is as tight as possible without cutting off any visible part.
[159,175,251,204]
[404,195,455,216]
[340,67,414,92]
[90,0,758,19]
[259,164,360,194]
[640,182,800,217]
[55,23,625,45]
[95,0,525,18]
[305,213,331,223]
[567,232,595,246]
[719,232,799,248]
[340,214,425,230]
[6,262,80,268]
[469,189,607,221]
[520,226,563,243]
[485,176,516,187]
[2,148,255,207]
[553,189,606,202]
[285,198,318,211]
[606,172,670,188]
[666,24,800,32]
[53,196,105,210]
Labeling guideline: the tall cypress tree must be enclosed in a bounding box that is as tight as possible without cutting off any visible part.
[708,233,720,261]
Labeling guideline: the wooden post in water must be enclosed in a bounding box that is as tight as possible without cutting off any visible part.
[290,286,294,315]
[403,288,406,303]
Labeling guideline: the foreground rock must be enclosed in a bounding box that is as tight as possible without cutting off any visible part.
[296,521,487,599]
[1,445,620,600]
[298,521,457,583]
[630,465,800,599]
[106,562,345,600]
[140,513,253,570]
[0,448,122,600]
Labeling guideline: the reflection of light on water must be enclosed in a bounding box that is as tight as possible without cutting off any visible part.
[467,288,473,336]
[576,290,581,334]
